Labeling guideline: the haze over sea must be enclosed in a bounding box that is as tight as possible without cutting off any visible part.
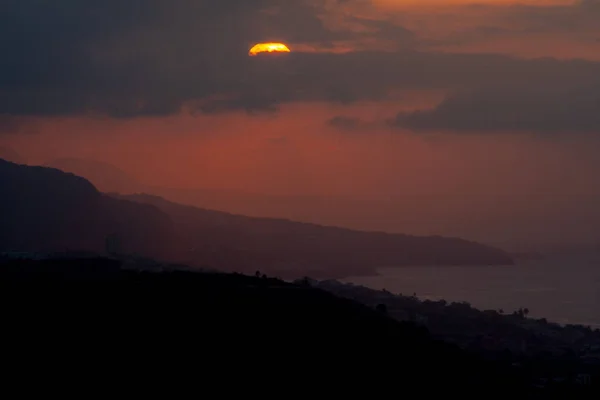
[344,253,600,328]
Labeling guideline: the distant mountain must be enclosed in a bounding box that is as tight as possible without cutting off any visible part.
[0,160,513,278]
[40,158,400,230]
[0,146,25,164]
[120,193,514,278]
[148,186,380,225]
[44,157,142,193]
[0,159,179,260]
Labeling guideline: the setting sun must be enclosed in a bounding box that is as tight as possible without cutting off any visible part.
[249,42,291,56]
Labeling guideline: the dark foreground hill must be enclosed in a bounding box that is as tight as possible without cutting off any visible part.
[0,256,571,394]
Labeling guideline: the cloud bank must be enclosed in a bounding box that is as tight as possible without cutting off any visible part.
[2,0,600,134]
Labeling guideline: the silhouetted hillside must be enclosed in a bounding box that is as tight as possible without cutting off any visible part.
[122,193,514,278]
[0,256,545,394]
[0,148,25,164]
[0,159,178,260]
[45,157,142,193]
[1,160,513,278]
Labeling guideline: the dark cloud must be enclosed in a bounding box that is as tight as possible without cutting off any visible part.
[346,15,415,46]
[0,0,417,118]
[3,0,600,124]
[444,0,600,44]
[408,1,600,52]
[327,115,389,132]
[327,116,363,130]
[393,85,600,134]
[504,0,600,34]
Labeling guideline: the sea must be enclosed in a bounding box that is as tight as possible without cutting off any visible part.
[343,254,600,328]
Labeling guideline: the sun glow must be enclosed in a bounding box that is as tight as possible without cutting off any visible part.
[249,43,291,56]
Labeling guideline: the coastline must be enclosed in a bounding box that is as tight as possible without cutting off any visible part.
[312,278,600,362]
[341,260,600,329]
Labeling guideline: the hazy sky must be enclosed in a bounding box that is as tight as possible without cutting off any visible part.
[2,0,600,247]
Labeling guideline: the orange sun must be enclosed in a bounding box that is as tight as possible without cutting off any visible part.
[249,43,291,56]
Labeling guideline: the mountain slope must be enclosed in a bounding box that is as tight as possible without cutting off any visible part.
[122,193,514,278]
[0,148,25,164]
[0,159,179,260]
[0,160,513,278]
[44,157,142,193]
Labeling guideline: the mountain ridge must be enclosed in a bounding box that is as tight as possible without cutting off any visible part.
[119,192,514,278]
[0,158,179,260]
[1,158,514,279]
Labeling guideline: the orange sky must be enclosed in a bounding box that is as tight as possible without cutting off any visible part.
[4,99,600,247]
[6,103,597,197]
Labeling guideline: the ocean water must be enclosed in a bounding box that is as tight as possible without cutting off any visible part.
[344,255,600,328]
